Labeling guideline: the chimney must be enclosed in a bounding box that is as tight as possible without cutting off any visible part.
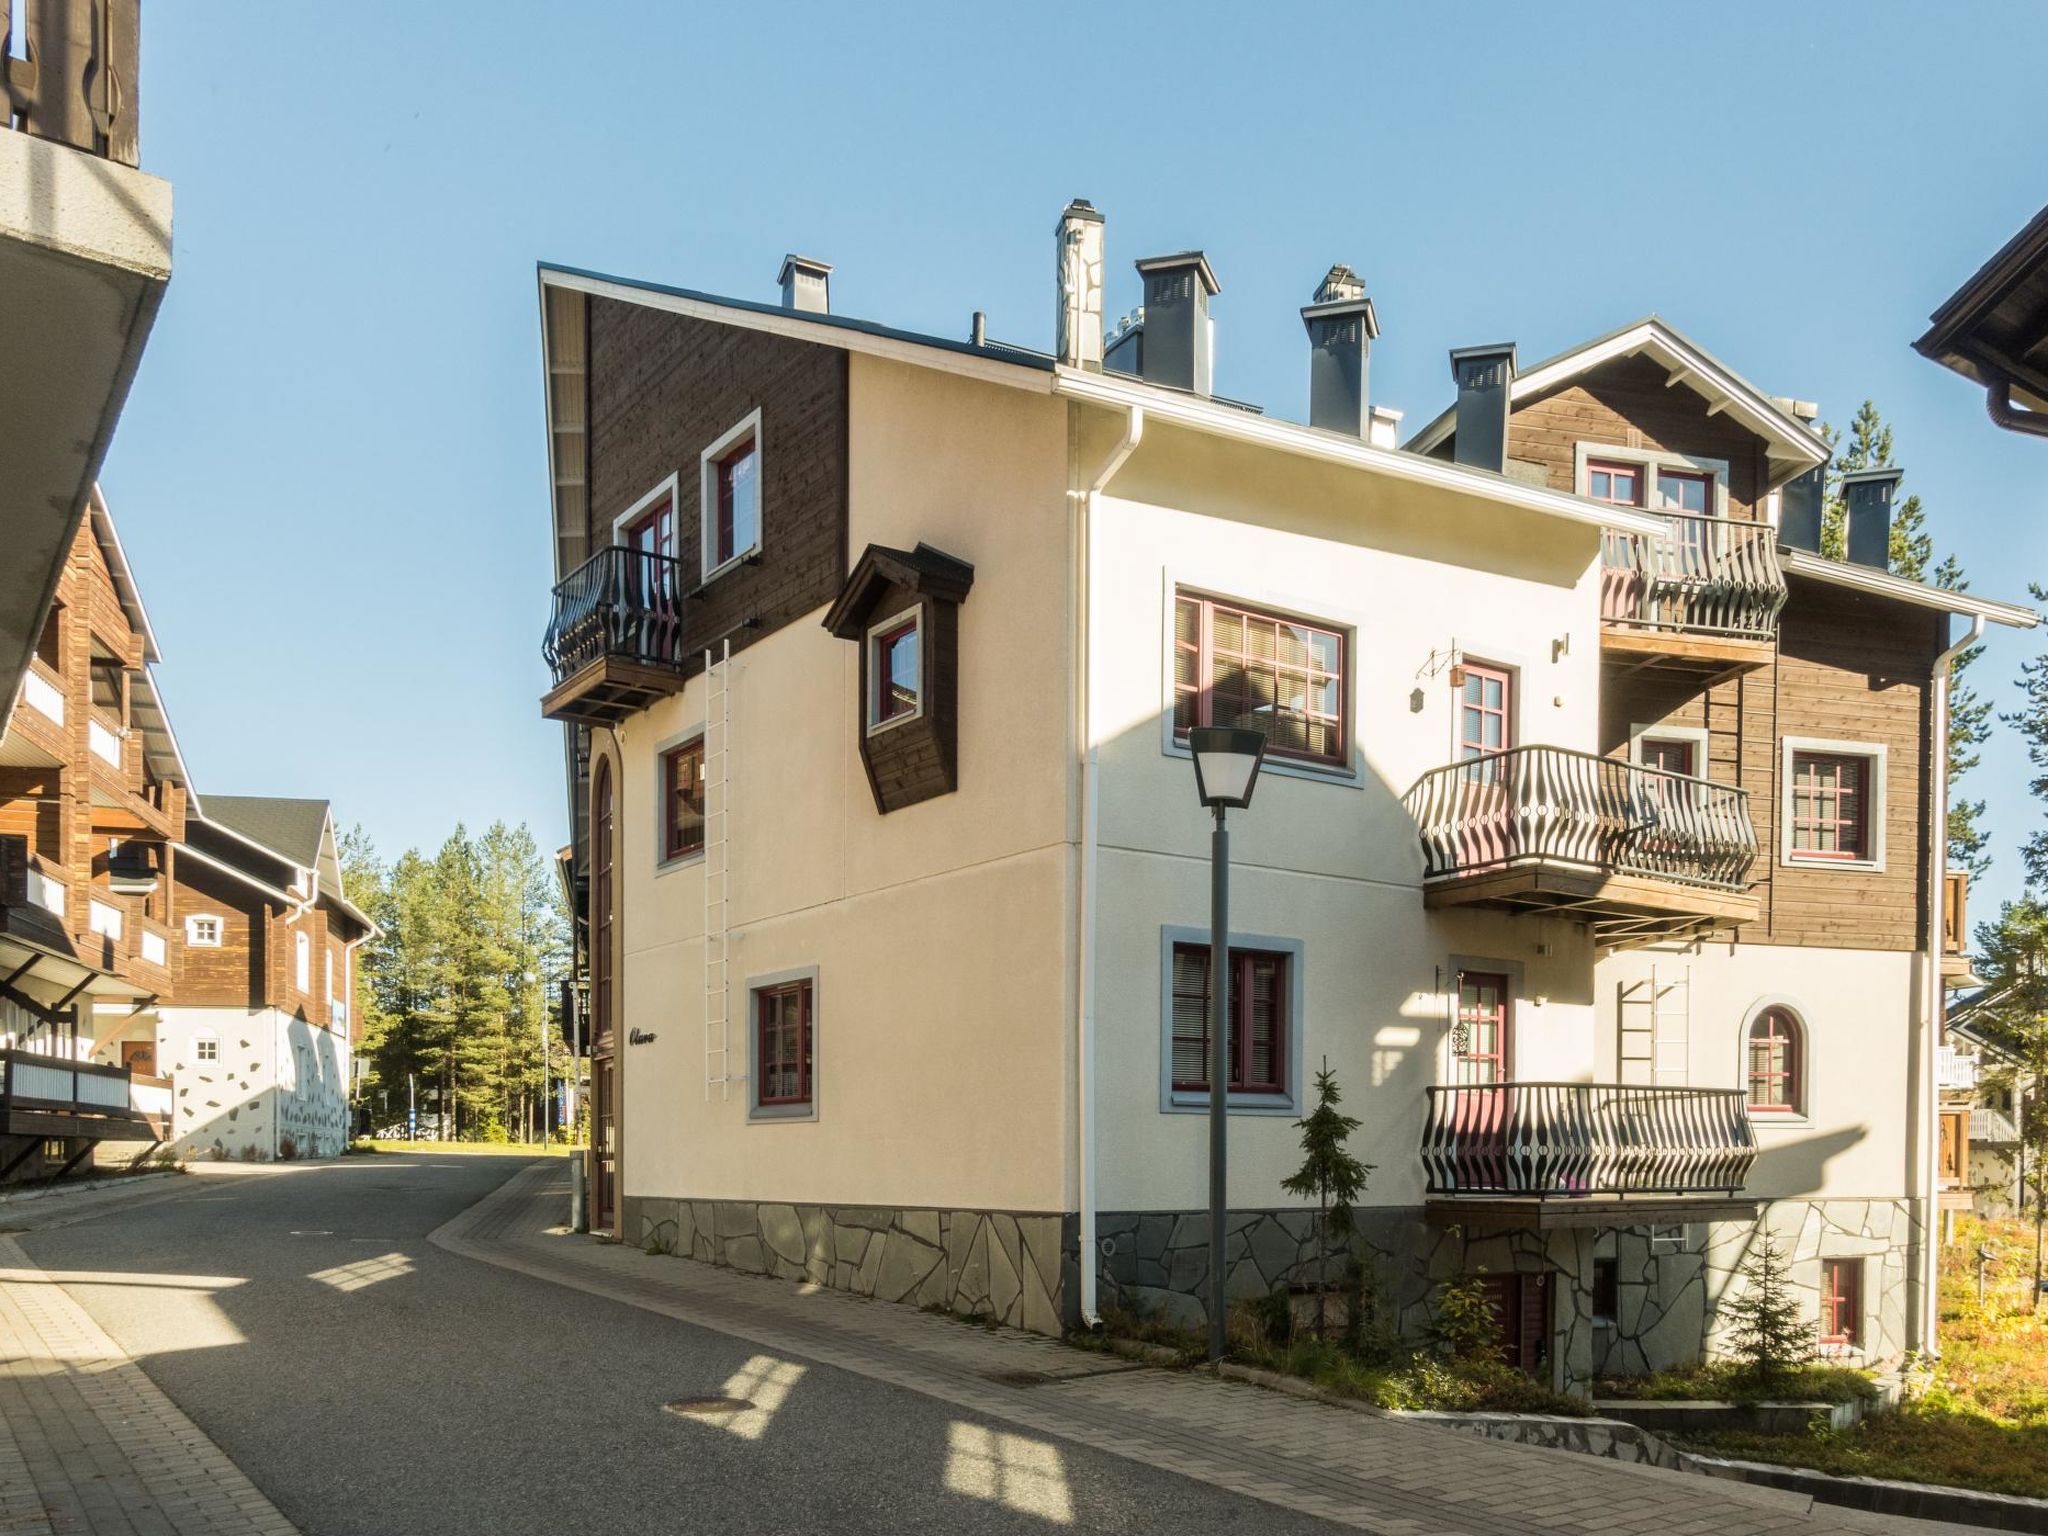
[1449,344,1518,473]
[1842,467,1903,570]
[778,254,832,314]
[1368,404,1404,450]
[1133,252,1220,396]
[1300,264,1379,438]
[1055,199,1105,369]
[1779,465,1826,552]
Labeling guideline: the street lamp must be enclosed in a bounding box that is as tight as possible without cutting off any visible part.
[1187,725,1267,1363]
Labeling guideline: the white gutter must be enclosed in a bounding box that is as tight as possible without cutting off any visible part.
[1918,612,1984,1359]
[1780,548,2041,629]
[1074,401,1143,1328]
[1053,365,1670,540]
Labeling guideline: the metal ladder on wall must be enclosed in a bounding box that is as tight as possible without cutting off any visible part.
[702,639,735,1101]
[1616,964,1690,1086]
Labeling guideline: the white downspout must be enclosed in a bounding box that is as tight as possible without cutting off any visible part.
[1918,612,1982,1360]
[1076,402,1143,1328]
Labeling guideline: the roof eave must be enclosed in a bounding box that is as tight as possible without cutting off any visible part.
[1780,548,2040,628]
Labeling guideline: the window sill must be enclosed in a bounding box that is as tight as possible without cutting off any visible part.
[655,848,706,877]
[700,547,763,587]
[1162,737,1359,790]
[865,708,924,739]
[749,1100,817,1123]
[1164,1091,1297,1117]
[1781,855,1883,874]
[1747,1110,1811,1130]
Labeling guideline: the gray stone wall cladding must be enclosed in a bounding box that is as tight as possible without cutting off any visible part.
[1094,1198,1917,1388]
[620,1195,1064,1334]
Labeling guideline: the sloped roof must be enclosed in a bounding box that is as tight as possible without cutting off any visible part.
[200,795,330,869]
[821,543,976,639]
[1403,315,1831,491]
[1915,202,2048,415]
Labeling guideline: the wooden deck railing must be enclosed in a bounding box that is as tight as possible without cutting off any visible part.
[1600,513,1785,641]
[1403,745,1756,890]
[1421,1082,1757,1196]
[1,0,140,166]
[1,1048,134,1116]
[543,546,686,685]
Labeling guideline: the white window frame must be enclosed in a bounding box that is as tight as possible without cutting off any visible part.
[1779,736,1887,872]
[1574,442,1732,520]
[609,473,681,549]
[865,604,925,736]
[194,1036,219,1062]
[185,914,223,948]
[295,930,312,992]
[699,408,765,583]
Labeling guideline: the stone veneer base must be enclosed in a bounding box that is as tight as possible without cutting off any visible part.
[619,1194,1065,1334]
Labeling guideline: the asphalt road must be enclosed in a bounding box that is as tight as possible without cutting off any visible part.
[19,1156,1342,1536]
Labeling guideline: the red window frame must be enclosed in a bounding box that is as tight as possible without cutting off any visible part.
[662,741,706,861]
[871,615,921,726]
[1170,942,1288,1096]
[625,495,674,560]
[1458,663,1513,761]
[712,436,759,571]
[1747,1007,1801,1113]
[1586,459,1644,507]
[1789,751,1869,862]
[1652,467,1712,516]
[1820,1257,1862,1348]
[1174,593,1346,766]
[592,760,614,1045]
[756,980,812,1107]
[1454,971,1512,1087]
[1640,737,1696,778]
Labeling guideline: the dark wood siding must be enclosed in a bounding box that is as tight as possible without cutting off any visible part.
[169,862,272,1006]
[585,299,849,674]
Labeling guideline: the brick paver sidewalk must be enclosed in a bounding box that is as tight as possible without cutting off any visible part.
[438,1159,1963,1536]
[0,1235,298,1536]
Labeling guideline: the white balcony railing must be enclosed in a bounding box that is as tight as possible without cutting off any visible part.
[1937,1045,1980,1092]
[88,718,122,767]
[25,867,65,917]
[139,929,166,966]
[88,899,123,941]
[21,668,64,725]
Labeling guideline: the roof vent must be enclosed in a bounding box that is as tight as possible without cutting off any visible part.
[1301,264,1379,439]
[1842,467,1903,571]
[1133,252,1219,396]
[1055,200,1105,369]
[1449,344,1517,474]
[778,255,832,314]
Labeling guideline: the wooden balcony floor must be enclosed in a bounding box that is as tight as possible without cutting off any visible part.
[1600,624,1775,679]
[1424,1194,1763,1230]
[540,655,686,726]
[1423,861,1760,948]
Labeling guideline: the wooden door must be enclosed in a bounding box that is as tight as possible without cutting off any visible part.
[1478,1272,1551,1373]
[1939,1109,1969,1186]
[119,1040,156,1076]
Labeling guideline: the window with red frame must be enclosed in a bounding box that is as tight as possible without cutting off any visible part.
[756,980,812,1107]
[1586,459,1643,507]
[1170,943,1287,1095]
[1458,663,1513,760]
[661,741,705,861]
[1789,751,1870,861]
[1174,593,1345,765]
[1820,1257,1862,1348]
[710,434,760,572]
[1454,971,1512,1086]
[1640,736,1696,778]
[870,612,921,727]
[1747,1007,1801,1112]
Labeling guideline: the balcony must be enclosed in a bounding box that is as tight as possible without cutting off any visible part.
[540,546,687,727]
[1,0,170,708]
[1600,514,1785,675]
[1420,1081,1759,1226]
[1404,745,1759,947]
[0,1048,169,1163]
[1936,1045,1979,1094]
[1943,870,1974,981]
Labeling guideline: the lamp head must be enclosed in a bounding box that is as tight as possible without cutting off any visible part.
[1188,726,1268,810]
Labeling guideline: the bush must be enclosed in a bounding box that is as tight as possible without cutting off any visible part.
[277,1134,298,1161]
[1431,1271,1502,1362]
[1597,1360,1876,1405]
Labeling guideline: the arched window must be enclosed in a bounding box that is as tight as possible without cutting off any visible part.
[593,759,614,1040]
[1747,1007,1803,1113]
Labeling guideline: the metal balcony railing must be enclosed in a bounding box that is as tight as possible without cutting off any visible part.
[2,0,140,166]
[1421,1082,1757,1197]
[1600,513,1785,641]
[1403,745,1757,890]
[542,546,686,686]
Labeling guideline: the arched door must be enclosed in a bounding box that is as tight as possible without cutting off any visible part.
[591,758,617,1234]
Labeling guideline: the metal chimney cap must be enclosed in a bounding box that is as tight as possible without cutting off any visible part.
[1839,466,1904,491]
[1134,251,1221,296]
[1058,198,1104,227]
[777,253,834,286]
[1301,295,1379,337]
[1449,342,1519,373]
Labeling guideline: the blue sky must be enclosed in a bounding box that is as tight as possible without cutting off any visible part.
[109,2,2048,912]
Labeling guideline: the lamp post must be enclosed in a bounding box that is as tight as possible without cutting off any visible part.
[1187,725,1267,1363]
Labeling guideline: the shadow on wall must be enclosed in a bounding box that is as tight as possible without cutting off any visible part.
[170,1014,350,1162]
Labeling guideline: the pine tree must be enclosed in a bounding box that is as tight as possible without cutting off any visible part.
[1937,555,1994,880]
[2011,586,2048,890]
[1966,900,2048,1307]
[1280,1063,1373,1342]
[1723,1234,1815,1386]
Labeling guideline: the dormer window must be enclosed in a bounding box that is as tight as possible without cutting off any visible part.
[701,410,763,579]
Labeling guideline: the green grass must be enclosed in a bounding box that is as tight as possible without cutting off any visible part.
[1672,1214,2048,1499]
[1595,1360,1877,1405]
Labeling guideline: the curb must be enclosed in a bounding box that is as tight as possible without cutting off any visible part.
[1683,1453,2048,1533]
[0,1168,182,1208]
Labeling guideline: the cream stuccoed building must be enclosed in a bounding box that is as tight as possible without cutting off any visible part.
[533,203,2035,1393]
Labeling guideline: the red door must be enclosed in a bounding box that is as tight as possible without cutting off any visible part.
[1452,973,1512,1188]
[1456,664,1515,866]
